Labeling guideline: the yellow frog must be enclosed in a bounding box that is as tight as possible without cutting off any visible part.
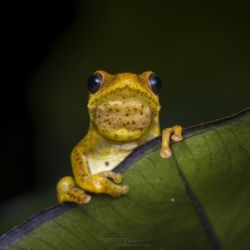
[57,71,182,204]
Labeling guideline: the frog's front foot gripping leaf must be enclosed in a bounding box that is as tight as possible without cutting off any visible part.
[160,125,183,158]
[57,172,128,205]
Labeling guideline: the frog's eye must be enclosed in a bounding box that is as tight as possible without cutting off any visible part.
[149,73,162,94]
[87,73,103,93]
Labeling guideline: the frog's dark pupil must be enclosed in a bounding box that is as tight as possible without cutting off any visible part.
[87,73,102,93]
[149,74,162,94]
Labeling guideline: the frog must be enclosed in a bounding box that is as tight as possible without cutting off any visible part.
[57,70,182,204]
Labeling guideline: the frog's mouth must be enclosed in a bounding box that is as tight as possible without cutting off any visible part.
[92,89,159,141]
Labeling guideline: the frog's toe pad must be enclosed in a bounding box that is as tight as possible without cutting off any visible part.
[110,185,129,197]
[160,148,172,158]
[78,194,91,204]
[122,185,129,194]
[171,134,183,142]
[113,173,123,183]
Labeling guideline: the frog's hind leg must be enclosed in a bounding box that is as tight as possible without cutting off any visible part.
[57,176,91,204]
[160,125,183,158]
[75,172,129,198]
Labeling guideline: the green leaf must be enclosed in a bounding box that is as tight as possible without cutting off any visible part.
[1,108,249,250]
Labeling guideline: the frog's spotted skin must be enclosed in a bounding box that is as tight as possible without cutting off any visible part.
[57,71,182,204]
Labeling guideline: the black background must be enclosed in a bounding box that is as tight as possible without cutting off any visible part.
[2,0,76,201]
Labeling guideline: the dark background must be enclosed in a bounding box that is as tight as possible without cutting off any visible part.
[1,0,249,233]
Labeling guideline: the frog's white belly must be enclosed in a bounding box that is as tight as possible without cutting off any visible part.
[87,151,132,174]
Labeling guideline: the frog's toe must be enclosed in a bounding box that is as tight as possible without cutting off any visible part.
[171,125,183,142]
[112,173,123,184]
[110,185,129,197]
[101,171,123,183]
[69,187,92,204]
[122,185,129,194]
[160,148,172,158]
[76,192,91,204]
[171,134,183,142]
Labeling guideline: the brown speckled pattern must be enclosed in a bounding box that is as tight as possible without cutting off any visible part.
[95,96,152,132]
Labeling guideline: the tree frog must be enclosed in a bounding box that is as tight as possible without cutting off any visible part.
[57,71,182,204]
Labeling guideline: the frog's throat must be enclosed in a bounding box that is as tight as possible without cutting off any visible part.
[89,114,160,143]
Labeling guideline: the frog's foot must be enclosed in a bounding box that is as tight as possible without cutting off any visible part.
[160,125,183,158]
[57,176,91,204]
[76,172,128,198]
[101,171,123,184]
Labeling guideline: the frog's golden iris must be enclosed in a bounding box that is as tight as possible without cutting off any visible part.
[56,71,182,204]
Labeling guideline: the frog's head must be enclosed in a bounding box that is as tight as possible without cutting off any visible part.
[87,70,161,142]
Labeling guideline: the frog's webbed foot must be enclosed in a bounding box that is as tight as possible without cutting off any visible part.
[57,176,91,204]
[160,125,183,158]
[76,172,128,198]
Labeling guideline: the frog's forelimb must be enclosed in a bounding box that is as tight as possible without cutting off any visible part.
[160,125,183,158]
